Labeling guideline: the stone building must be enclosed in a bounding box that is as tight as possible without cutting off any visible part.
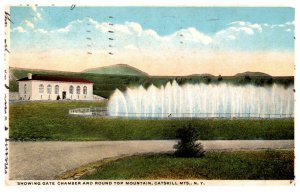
[17,73,93,100]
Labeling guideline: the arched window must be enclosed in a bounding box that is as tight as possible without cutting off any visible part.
[83,86,87,95]
[24,84,27,94]
[76,86,80,94]
[47,85,52,94]
[69,85,74,94]
[55,85,59,94]
[39,84,44,93]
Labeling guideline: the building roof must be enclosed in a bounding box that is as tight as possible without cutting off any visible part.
[17,74,93,84]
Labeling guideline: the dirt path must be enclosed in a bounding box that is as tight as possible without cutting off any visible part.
[8,140,293,180]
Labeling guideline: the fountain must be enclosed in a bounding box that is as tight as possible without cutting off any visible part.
[108,81,294,118]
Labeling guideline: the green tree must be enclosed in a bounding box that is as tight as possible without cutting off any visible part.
[218,75,223,81]
[244,75,251,82]
[174,123,205,157]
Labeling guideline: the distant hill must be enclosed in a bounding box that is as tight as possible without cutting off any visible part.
[234,71,272,77]
[9,67,293,98]
[83,64,148,76]
[188,73,214,77]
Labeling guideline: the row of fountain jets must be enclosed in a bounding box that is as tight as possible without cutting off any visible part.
[108,81,294,118]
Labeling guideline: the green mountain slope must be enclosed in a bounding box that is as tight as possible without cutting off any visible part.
[234,71,272,77]
[83,64,148,76]
[9,68,293,99]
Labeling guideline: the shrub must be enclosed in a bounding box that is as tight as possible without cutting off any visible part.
[174,123,205,157]
[244,75,251,82]
[218,75,223,81]
[203,76,211,84]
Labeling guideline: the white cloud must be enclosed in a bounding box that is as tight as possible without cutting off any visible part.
[86,18,97,25]
[271,24,279,29]
[95,21,144,36]
[36,12,42,20]
[25,20,34,28]
[12,26,26,33]
[13,6,43,33]
[270,21,294,29]
[55,25,72,33]
[216,21,269,41]
[178,28,212,44]
[51,20,83,33]
[216,26,254,41]
[95,22,109,32]
[229,21,262,32]
[239,27,254,35]
[227,35,236,40]
[126,22,143,35]
[229,21,262,33]
[285,21,294,25]
[46,19,164,44]
[49,19,211,45]
[113,24,131,34]
[143,29,161,39]
[31,6,37,12]
[228,21,246,26]
[31,6,42,20]
[35,28,47,34]
[41,18,297,51]
[12,18,294,53]
[248,24,262,32]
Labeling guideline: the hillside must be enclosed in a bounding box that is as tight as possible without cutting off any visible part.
[188,73,214,77]
[9,68,293,99]
[234,71,272,77]
[83,64,148,76]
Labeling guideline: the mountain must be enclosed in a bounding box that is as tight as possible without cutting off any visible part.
[9,67,294,98]
[83,64,148,76]
[188,73,214,77]
[234,71,272,77]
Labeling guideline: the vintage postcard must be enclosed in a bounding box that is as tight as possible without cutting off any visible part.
[3,2,296,188]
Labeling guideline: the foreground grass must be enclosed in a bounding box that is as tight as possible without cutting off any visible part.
[81,150,294,180]
[9,101,294,141]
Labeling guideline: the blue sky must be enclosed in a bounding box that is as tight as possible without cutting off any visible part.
[10,6,295,51]
[10,7,294,34]
[9,6,295,75]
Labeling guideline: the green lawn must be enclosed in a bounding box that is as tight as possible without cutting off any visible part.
[9,101,294,141]
[81,150,294,180]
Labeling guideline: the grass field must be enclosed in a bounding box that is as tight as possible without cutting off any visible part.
[81,150,294,180]
[9,101,294,141]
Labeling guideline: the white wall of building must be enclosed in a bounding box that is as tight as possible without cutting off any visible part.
[18,81,32,100]
[18,80,93,100]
